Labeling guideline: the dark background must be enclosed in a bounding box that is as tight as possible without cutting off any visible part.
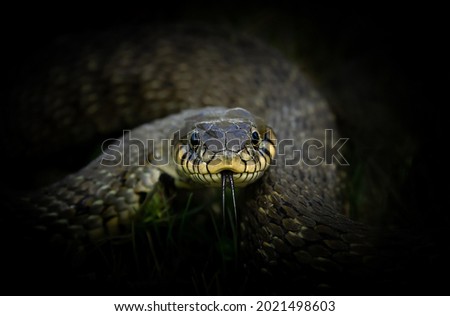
[1,2,446,294]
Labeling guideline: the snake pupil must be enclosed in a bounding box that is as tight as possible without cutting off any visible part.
[251,131,260,146]
[190,131,200,147]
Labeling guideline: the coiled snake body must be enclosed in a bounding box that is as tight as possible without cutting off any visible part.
[3,24,444,294]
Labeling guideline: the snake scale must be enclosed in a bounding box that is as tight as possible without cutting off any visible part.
[2,24,446,294]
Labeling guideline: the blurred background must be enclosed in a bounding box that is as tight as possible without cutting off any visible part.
[1,2,446,294]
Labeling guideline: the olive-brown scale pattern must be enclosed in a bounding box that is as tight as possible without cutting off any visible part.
[6,24,426,292]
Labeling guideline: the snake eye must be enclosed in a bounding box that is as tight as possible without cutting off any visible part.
[190,131,200,147]
[251,130,260,146]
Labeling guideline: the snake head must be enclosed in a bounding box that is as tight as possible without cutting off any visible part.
[172,107,276,188]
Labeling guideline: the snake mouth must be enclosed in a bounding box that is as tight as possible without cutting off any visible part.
[188,170,263,187]
[175,145,270,187]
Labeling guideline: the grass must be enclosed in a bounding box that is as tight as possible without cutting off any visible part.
[69,182,244,295]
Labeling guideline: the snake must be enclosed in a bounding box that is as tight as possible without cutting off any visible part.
[3,24,445,294]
